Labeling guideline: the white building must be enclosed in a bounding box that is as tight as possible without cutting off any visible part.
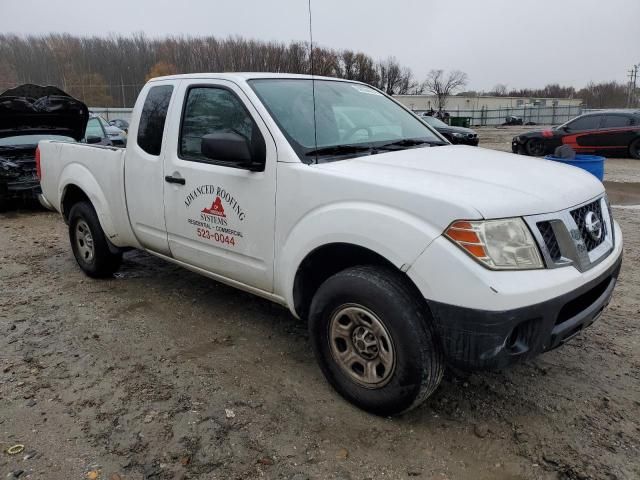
[393,94,583,112]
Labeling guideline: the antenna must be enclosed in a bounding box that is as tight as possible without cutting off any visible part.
[308,0,318,164]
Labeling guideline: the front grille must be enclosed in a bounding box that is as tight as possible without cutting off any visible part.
[537,221,561,261]
[525,195,614,272]
[570,200,606,251]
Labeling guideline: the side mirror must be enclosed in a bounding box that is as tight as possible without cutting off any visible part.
[201,132,264,171]
[86,135,102,144]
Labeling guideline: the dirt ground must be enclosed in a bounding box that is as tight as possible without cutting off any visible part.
[1,136,640,480]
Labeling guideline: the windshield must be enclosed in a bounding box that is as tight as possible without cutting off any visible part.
[421,116,449,128]
[0,134,75,147]
[249,79,443,162]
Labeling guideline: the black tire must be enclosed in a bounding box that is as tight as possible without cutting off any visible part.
[308,266,444,416]
[68,201,122,278]
[526,138,546,156]
[630,138,640,160]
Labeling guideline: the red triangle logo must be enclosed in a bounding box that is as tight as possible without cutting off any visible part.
[201,196,226,217]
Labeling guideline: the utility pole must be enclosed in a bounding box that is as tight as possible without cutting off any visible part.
[627,64,639,108]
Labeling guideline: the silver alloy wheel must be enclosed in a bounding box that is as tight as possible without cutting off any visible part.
[328,304,396,388]
[75,220,95,262]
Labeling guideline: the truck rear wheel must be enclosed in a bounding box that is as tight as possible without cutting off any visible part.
[308,266,443,416]
[68,201,122,278]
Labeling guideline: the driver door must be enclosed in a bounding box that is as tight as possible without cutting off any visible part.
[162,79,277,292]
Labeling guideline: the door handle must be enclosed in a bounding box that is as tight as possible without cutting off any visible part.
[165,175,185,185]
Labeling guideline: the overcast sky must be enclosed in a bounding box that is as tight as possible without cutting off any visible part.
[0,0,637,91]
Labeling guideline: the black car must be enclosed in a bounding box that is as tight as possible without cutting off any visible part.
[512,110,640,159]
[0,84,89,208]
[420,115,479,146]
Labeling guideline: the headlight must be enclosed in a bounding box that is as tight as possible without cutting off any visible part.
[445,218,543,270]
[452,132,465,138]
[513,136,523,143]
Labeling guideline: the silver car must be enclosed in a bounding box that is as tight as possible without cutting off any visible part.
[95,115,127,146]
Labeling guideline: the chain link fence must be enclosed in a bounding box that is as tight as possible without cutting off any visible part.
[414,104,584,127]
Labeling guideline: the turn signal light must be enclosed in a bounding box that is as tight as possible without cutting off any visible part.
[445,221,489,260]
[35,146,41,181]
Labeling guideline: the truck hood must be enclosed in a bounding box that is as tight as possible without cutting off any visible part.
[0,84,89,141]
[314,145,605,219]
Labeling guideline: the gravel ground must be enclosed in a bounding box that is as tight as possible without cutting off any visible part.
[1,204,639,480]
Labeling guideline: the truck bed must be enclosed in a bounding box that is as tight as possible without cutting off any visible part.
[38,141,140,248]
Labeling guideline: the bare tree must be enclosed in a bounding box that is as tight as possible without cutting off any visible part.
[491,83,508,96]
[422,70,468,111]
[577,81,628,108]
[0,33,417,106]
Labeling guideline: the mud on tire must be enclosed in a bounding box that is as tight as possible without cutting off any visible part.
[308,265,444,416]
[68,201,122,278]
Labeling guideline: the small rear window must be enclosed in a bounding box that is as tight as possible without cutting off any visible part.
[137,85,173,156]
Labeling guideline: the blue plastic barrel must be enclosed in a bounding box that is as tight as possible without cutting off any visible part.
[544,154,605,181]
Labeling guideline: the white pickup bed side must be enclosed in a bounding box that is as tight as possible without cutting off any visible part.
[38,141,140,249]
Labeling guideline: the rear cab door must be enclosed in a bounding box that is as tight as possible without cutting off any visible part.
[124,81,177,255]
[161,78,278,292]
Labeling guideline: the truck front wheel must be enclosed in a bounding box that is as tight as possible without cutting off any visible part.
[68,201,122,278]
[308,266,443,416]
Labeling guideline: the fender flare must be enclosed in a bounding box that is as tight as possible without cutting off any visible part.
[275,201,442,315]
[58,163,117,241]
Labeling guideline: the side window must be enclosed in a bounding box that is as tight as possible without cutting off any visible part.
[179,86,264,165]
[602,115,631,128]
[567,115,601,131]
[85,118,105,139]
[137,85,173,156]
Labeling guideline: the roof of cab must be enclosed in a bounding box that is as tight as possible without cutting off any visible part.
[146,72,358,83]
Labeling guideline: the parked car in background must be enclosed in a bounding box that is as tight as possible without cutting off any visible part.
[512,110,640,158]
[0,84,88,209]
[84,114,113,146]
[109,118,129,133]
[97,115,127,146]
[420,114,479,146]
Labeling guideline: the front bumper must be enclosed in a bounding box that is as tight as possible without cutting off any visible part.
[426,251,622,370]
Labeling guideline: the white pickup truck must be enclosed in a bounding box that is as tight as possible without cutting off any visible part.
[38,73,623,415]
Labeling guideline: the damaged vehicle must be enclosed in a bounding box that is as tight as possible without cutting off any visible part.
[0,84,88,209]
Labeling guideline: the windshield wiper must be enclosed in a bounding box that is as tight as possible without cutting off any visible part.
[305,144,373,157]
[377,139,447,150]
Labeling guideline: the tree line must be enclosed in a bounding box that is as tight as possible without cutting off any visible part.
[0,33,422,107]
[0,34,630,109]
[481,82,631,108]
